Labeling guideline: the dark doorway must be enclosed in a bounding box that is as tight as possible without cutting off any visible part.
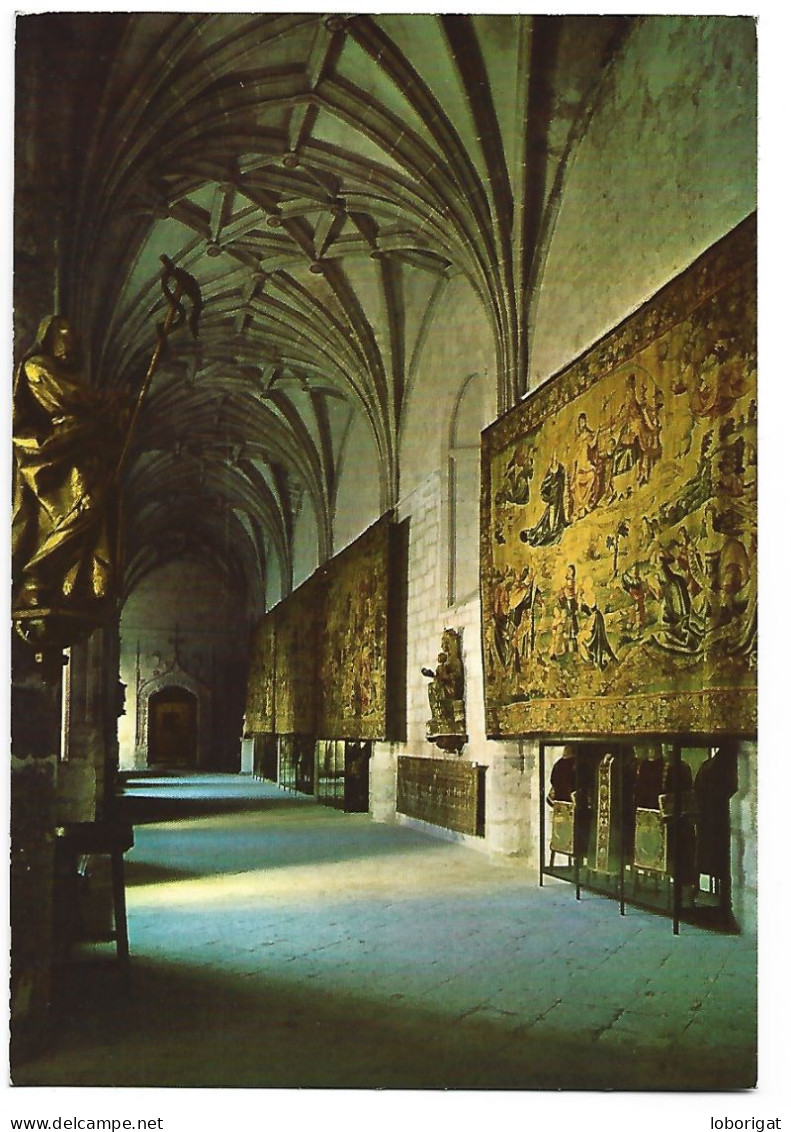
[148,687,198,768]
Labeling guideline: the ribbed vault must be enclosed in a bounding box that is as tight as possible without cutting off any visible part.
[20,12,634,616]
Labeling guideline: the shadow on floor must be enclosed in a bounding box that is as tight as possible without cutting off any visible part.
[124,859,206,885]
[121,796,454,881]
[118,793,312,826]
[13,953,755,1091]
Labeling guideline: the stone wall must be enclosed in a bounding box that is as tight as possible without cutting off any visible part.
[332,409,384,556]
[366,465,537,865]
[530,15,757,387]
[348,21,757,915]
[292,495,321,588]
[361,276,537,865]
[118,560,249,771]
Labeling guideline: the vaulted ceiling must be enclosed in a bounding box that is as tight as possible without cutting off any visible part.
[17,12,633,618]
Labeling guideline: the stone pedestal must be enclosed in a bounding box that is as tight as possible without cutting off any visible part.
[240,736,255,775]
[485,741,536,867]
[370,743,397,823]
[731,740,757,937]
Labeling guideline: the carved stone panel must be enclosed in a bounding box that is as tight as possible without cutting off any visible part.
[396,756,485,837]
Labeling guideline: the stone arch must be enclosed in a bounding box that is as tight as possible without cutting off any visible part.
[147,686,198,768]
[135,668,211,770]
[445,371,492,607]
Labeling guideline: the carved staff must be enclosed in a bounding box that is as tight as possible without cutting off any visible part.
[115,255,203,478]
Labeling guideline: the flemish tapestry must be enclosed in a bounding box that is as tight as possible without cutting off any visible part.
[274,575,321,734]
[481,216,757,738]
[318,516,391,739]
[245,615,276,733]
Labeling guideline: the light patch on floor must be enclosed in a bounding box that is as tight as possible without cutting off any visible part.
[15,775,757,1092]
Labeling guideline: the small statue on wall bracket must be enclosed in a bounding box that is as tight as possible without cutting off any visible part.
[421,628,467,753]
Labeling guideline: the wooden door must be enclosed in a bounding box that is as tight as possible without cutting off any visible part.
[148,687,198,767]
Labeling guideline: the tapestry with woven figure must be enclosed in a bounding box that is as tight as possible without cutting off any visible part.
[318,515,392,739]
[481,216,756,738]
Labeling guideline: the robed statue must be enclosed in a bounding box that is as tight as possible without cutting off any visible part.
[421,628,467,751]
[12,258,203,674]
[12,315,128,653]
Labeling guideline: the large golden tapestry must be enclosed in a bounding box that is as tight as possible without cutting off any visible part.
[274,575,321,734]
[481,216,757,738]
[243,516,397,741]
[317,516,391,739]
[245,615,276,733]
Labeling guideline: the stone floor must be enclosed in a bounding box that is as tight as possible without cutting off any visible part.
[13,774,759,1096]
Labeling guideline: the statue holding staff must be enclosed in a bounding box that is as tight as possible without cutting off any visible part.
[12,315,126,621]
[12,257,202,672]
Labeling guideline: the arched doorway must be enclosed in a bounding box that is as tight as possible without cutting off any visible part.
[147,686,198,768]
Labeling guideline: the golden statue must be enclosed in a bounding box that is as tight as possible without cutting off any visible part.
[13,264,202,677]
[12,315,127,657]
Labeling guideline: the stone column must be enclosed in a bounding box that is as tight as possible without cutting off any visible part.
[730,739,757,936]
[66,621,122,819]
[370,742,398,823]
[240,736,255,775]
[484,741,540,874]
[11,20,69,1064]
[10,636,61,1064]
